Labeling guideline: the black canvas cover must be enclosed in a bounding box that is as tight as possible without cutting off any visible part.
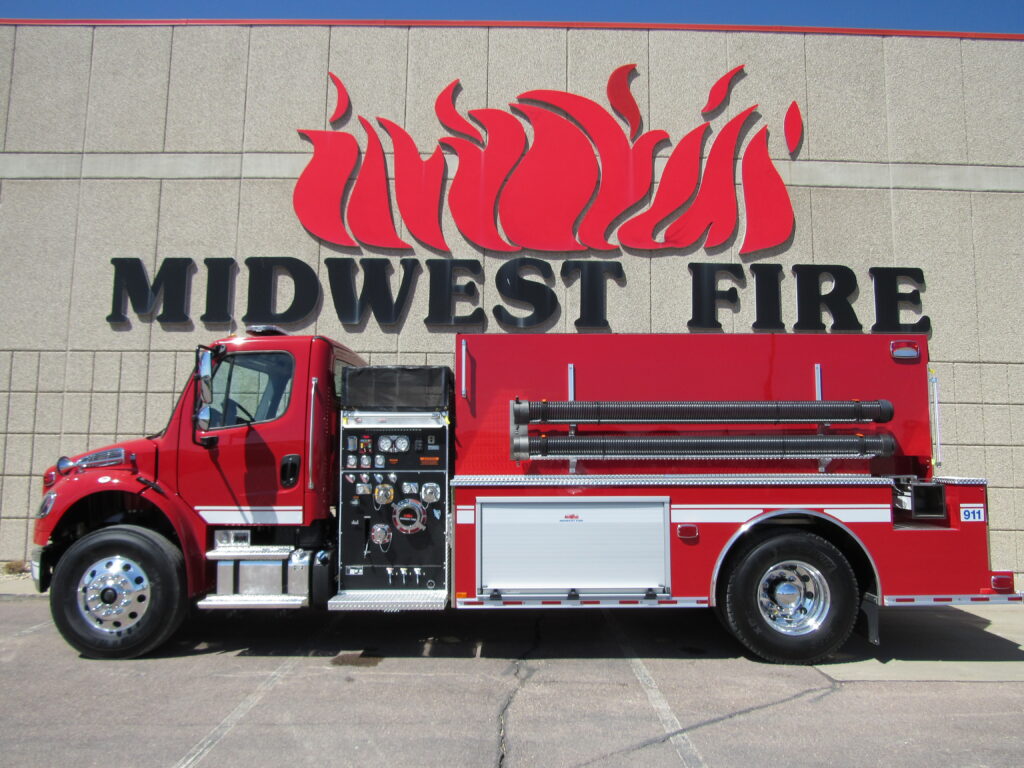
[342,366,453,410]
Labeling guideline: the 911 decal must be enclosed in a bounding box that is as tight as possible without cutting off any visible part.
[960,505,986,522]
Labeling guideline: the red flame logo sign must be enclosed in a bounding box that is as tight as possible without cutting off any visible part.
[293,65,802,256]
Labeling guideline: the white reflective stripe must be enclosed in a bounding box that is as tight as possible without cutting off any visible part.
[828,508,891,523]
[197,506,303,525]
[455,505,475,524]
[670,509,755,523]
[669,505,890,524]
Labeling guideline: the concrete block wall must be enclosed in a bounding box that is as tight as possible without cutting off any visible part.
[0,23,1021,585]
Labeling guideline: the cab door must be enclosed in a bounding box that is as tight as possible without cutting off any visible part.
[177,348,308,526]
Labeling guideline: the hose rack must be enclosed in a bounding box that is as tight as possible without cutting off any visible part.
[511,399,894,425]
[509,398,897,462]
[512,433,897,461]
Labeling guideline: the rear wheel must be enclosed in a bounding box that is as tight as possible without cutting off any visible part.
[50,525,186,659]
[722,531,857,664]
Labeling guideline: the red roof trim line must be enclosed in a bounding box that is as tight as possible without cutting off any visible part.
[0,19,1022,41]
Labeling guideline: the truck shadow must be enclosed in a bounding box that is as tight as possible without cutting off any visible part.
[157,605,1024,665]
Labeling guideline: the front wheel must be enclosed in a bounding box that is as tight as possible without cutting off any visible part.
[722,531,858,664]
[50,525,186,659]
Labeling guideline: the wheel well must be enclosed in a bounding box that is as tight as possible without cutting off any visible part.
[42,492,181,588]
[713,514,879,607]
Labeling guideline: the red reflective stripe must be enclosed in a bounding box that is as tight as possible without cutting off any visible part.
[581,600,600,605]
[503,600,523,606]
[970,597,990,602]
[933,597,953,602]
[658,600,678,605]
[462,601,484,606]
[619,600,640,605]
[1008,597,1023,602]
[697,599,709,605]
[541,601,561,605]
[893,598,915,603]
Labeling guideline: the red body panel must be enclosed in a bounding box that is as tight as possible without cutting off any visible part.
[454,333,932,478]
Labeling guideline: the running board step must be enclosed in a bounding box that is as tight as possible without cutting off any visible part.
[328,590,448,612]
[197,594,308,609]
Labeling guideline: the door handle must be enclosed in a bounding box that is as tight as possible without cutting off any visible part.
[280,454,301,488]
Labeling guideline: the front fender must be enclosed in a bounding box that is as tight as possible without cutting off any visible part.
[34,471,208,598]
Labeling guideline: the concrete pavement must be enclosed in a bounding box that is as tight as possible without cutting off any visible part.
[1,587,1021,767]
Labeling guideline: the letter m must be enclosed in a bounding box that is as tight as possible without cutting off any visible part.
[107,258,194,323]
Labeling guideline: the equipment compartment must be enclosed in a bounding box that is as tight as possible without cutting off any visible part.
[477,498,670,597]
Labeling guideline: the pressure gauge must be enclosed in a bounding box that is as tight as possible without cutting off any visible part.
[393,435,411,453]
[377,435,394,452]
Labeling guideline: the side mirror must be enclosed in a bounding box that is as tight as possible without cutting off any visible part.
[197,349,214,406]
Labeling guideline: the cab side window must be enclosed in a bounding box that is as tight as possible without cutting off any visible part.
[208,352,294,429]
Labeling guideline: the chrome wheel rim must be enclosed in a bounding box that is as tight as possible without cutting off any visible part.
[756,560,830,636]
[77,556,151,634]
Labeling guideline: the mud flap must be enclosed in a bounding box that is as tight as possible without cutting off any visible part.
[856,592,881,646]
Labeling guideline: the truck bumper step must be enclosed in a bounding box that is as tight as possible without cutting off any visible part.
[328,590,448,612]
[197,594,308,609]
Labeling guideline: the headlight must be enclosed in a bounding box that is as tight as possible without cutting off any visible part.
[36,492,57,519]
[57,448,127,475]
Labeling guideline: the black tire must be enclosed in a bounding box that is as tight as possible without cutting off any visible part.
[50,525,187,659]
[722,531,857,664]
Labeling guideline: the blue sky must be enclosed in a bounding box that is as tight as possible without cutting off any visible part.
[2,1,1023,35]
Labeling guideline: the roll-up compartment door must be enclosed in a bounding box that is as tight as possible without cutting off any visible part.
[477,497,669,596]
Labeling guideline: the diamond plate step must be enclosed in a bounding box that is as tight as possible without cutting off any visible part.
[328,589,448,612]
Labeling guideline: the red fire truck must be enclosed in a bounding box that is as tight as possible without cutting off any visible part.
[30,330,1020,662]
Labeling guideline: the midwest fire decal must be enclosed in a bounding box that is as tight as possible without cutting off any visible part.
[107,64,928,333]
[293,65,803,255]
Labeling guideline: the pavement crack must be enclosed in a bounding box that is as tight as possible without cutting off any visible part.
[496,616,543,768]
[573,683,833,768]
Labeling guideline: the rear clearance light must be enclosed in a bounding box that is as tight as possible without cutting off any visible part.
[991,573,1014,592]
[890,340,921,360]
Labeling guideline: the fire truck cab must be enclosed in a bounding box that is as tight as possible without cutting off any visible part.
[31,330,1020,663]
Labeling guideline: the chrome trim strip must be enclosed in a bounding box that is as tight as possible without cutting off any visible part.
[204,545,294,561]
[933,476,988,486]
[452,474,893,487]
[455,597,709,609]
[197,594,308,609]
[308,376,318,490]
[883,594,1023,606]
[460,338,467,399]
[341,411,448,429]
[523,452,888,461]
